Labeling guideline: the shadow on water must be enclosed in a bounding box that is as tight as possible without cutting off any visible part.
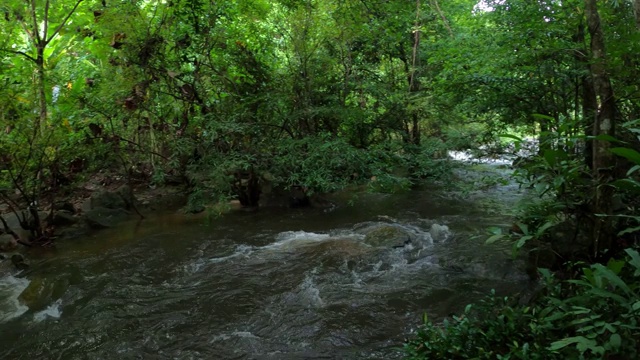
[0,164,531,359]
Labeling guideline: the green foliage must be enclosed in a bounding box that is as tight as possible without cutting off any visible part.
[268,135,370,193]
[503,121,595,256]
[404,138,451,180]
[0,0,636,236]
[486,217,557,258]
[187,131,453,205]
[405,292,551,359]
[608,123,640,239]
[405,248,640,359]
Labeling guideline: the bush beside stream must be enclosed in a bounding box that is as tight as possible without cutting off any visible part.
[405,248,640,359]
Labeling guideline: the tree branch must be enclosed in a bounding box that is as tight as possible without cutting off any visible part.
[430,0,453,37]
[43,0,50,43]
[29,0,41,43]
[46,0,84,45]
[16,17,35,42]
[0,48,37,63]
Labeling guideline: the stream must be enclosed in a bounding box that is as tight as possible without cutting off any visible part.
[0,160,531,359]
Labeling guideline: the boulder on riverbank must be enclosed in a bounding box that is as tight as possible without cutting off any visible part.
[0,234,18,252]
[49,211,78,227]
[1,210,48,242]
[83,185,136,211]
[84,207,132,229]
[77,185,139,229]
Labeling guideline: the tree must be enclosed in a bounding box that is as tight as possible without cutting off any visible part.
[585,0,617,254]
[1,0,84,134]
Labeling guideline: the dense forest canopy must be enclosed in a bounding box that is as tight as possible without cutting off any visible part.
[2,0,640,358]
[1,0,639,255]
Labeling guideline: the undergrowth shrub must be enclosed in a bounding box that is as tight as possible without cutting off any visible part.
[186,133,455,207]
[405,248,640,359]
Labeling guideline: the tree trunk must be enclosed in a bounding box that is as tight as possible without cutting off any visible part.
[582,73,597,168]
[635,0,640,29]
[573,20,597,168]
[36,45,47,135]
[408,0,421,146]
[585,0,616,256]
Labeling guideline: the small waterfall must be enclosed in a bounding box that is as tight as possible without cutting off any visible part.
[33,298,63,322]
[0,275,30,323]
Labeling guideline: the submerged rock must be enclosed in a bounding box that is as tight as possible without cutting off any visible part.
[55,223,89,239]
[11,254,29,270]
[18,276,68,311]
[354,223,413,248]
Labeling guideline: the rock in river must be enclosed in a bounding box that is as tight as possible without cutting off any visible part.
[354,223,414,248]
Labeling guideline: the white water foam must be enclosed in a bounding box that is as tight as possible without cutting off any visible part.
[0,275,30,323]
[429,223,450,242]
[210,331,260,343]
[231,331,260,339]
[350,270,364,287]
[297,274,324,308]
[33,298,62,322]
[206,232,332,265]
[196,226,440,275]
[208,244,254,264]
[267,231,331,250]
[448,150,515,165]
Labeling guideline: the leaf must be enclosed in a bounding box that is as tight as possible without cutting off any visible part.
[591,264,631,294]
[609,334,621,349]
[621,119,640,128]
[516,222,529,235]
[610,147,640,165]
[624,249,640,276]
[486,234,505,244]
[606,258,625,275]
[549,336,596,351]
[532,113,556,122]
[543,149,566,166]
[627,165,640,177]
[515,235,533,248]
[612,179,640,193]
[538,268,553,281]
[587,134,625,144]
[534,182,550,195]
[499,134,524,142]
[588,287,628,304]
[568,306,594,315]
[535,221,555,237]
[488,226,503,235]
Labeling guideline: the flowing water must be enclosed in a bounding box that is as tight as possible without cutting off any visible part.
[0,161,531,359]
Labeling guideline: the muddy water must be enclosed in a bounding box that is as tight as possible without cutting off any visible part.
[0,163,530,359]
